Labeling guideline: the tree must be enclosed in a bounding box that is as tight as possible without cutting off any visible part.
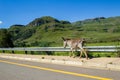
[0,29,14,47]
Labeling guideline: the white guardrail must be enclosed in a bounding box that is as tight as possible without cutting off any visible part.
[0,46,120,52]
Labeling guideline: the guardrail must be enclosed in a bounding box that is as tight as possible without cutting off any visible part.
[0,46,120,53]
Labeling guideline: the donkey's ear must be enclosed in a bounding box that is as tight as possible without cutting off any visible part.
[82,38,86,42]
[61,37,65,41]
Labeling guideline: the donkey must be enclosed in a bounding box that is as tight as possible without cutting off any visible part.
[62,37,88,59]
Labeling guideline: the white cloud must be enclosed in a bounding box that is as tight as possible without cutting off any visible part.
[0,21,3,24]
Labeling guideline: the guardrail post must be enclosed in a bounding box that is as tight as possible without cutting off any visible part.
[2,50,5,53]
[11,50,14,54]
[25,51,27,54]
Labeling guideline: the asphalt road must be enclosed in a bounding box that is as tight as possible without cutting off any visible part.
[0,58,119,80]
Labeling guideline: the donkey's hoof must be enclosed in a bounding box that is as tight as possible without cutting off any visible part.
[69,56,72,57]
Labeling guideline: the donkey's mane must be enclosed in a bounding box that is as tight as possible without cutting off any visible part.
[66,38,71,40]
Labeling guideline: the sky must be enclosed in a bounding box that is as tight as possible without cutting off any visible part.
[0,0,120,28]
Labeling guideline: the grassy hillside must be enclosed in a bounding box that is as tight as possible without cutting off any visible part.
[8,16,120,47]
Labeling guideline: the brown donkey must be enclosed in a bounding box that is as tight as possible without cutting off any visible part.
[62,37,88,59]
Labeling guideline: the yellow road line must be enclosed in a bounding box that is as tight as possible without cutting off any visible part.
[0,60,112,80]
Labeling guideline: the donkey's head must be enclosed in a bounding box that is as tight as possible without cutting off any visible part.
[62,37,69,48]
[81,38,86,46]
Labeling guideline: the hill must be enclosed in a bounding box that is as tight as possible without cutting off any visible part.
[8,16,120,47]
[0,29,14,47]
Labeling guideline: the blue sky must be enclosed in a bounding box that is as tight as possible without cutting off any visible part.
[0,0,120,28]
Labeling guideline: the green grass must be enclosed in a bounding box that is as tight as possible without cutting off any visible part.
[88,52,118,58]
[87,42,120,46]
[23,30,120,47]
[0,50,119,58]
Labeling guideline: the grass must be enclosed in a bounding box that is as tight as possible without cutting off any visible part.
[0,50,119,58]
[86,42,120,46]
[88,52,118,58]
[24,30,120,47]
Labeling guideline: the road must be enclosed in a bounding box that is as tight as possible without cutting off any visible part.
[0,58,119,80]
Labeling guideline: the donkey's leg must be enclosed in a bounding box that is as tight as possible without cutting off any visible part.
[71,49,75,58]
[69,51,72,57]
[82,48,88,60]
[72,51,76,58]
[69,48,75,58]
[79,49,83,59]
[69,48,73,57]
[77,47,83,59]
